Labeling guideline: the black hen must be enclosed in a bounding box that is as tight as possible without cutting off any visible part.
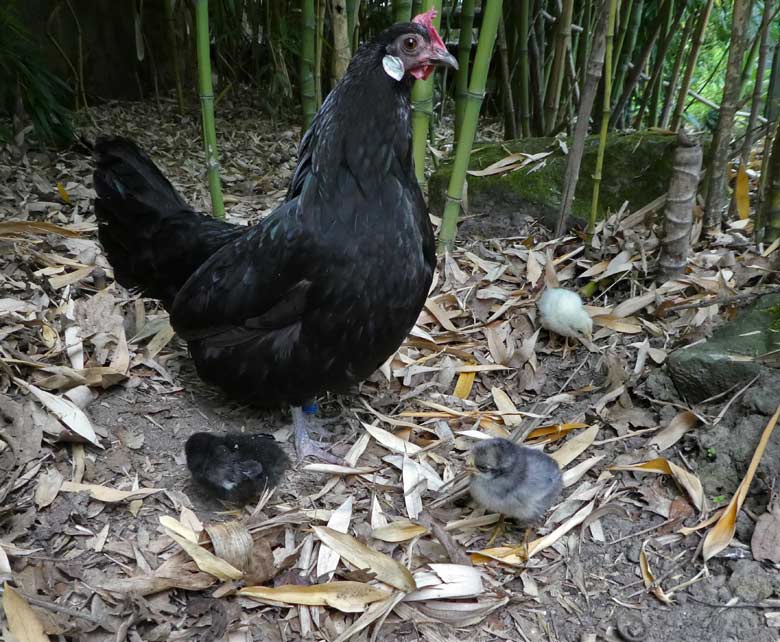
[94,11,457,461]
[185,432,289,504]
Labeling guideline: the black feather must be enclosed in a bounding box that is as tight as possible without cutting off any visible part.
[93,22,436,408]
[185,432,288,504]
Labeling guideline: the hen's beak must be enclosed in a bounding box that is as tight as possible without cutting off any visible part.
[428,46,458,70]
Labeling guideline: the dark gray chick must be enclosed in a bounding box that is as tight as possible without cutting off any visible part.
[185,432,289,504]
[469,438,562,525]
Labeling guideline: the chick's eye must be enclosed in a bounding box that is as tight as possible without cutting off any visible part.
[403,36,418,51]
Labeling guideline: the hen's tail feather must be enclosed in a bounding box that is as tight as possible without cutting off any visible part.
[93,136,243,307]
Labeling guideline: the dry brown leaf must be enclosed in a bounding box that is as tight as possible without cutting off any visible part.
[372,521,429,543]
[405,564,483,601]
[317,497,353,580]
[639,541,673,604]
[0,220,80,237]
[491,387,522,426]
[165,529,243,581]
[550,425,598,467]
[239,581,390,613]
[34,468,64,508]
[312,526,416,592]
[735,164,750,220]
[610,458,706,512]
[362,422,421,455]
[703,405,780,560]
[592,315,643,334]
[2,582,50,642]
[159,516,199,543]
[648,410,699,452]
[453,371,476,399]
[15,379,102,448]
[61,481,162,503]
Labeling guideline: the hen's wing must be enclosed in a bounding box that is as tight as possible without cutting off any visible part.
[169,199,315,349]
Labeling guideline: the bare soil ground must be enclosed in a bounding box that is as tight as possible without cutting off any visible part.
[1,97,779,642]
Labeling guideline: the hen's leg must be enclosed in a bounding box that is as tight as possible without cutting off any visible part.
[291,405,344,465]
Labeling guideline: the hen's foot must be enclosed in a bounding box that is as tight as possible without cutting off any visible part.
[291,406,344,465]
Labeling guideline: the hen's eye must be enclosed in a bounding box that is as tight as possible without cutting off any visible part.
[403,37,418,51]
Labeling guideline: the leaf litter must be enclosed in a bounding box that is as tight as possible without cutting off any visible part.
[0,98,779,641]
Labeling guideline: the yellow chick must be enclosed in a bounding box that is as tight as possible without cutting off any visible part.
[537,288,592,353]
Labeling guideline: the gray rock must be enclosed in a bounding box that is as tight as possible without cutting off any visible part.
[667,294,780,403]
[727,559,774,602]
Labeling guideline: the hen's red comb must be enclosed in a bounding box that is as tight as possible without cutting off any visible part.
[412,8,446,51]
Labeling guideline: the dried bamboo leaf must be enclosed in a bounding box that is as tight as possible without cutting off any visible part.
[372,521,429,543]
[2,582,50,642]
[312,526,416,592]
[703,405,780,560]
[239,582,390,613]
[610,458,706,511]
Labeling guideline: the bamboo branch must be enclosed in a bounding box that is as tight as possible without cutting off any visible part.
[544,0,574,134]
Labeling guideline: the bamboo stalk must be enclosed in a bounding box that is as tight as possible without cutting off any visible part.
[518,0,531,137]
[454,0,475,140]
[556,0,608,237]
[438,0,503,252]
[633,0,686,129]
[330,0,351,84]
[588,0,617,240]
[394,0,413,22]
[411,0,443,185]
[611,0,643,117]
[659,12,695,128]
[497,15,516,139]
[610,0,669,128]
[740,0,773,165]
[657,131,703,282]
[193,0,224,220]
[164,0,185,115]
[703,0,751,232]
[767,43,780,123]
[669,0,714,131]
[314,0,325,106]
[762,123,780,242]
[544,0,574,134]
[301,0,317,129]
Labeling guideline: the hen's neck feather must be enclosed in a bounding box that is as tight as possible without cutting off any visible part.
[290,42,416,202]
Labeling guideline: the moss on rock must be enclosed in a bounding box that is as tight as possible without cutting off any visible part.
[429,131,681,234]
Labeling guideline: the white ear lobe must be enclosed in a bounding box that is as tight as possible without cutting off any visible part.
[382,55,405,81]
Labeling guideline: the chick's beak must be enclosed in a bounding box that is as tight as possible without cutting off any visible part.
[465,455,477,474]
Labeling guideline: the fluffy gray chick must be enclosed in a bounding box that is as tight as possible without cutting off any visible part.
[537,287,592,340]
[469,438,563,524]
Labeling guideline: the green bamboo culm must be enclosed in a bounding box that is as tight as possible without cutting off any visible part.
[518,0,531,137]
[588,0,618,242]
[454,0,475,140]
[761,123,780,243]
[193,0,225,219]
[393,0,413,22]
[438,0,503,252]
[300,0,317,129]
[411,0,443,186]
